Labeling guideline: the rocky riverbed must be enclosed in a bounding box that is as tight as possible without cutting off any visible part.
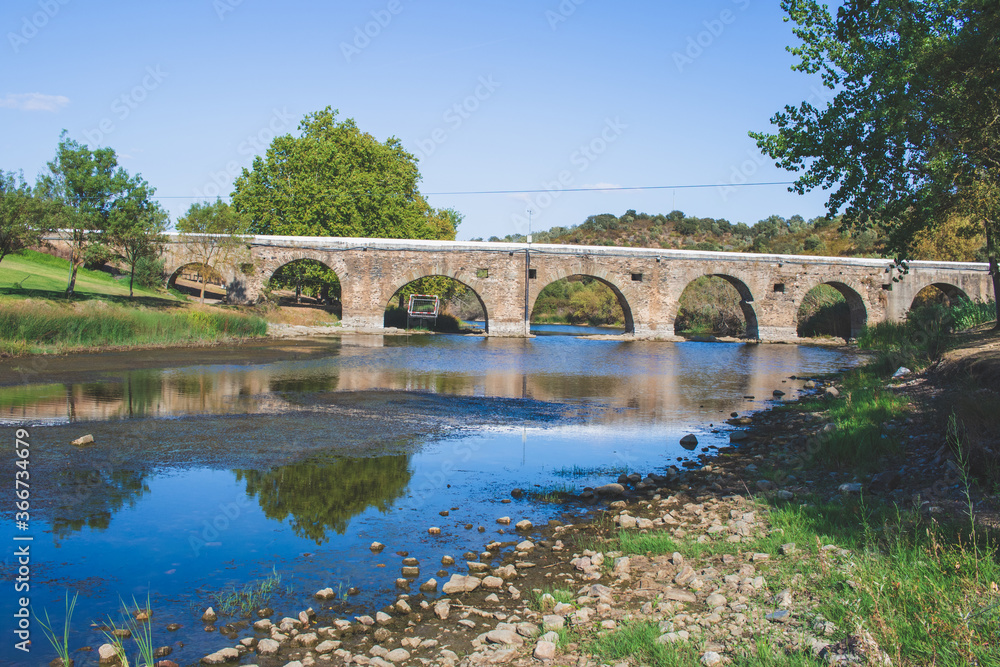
[92,342,999,667]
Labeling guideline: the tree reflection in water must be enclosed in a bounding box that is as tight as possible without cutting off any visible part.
[51,465,150,539]
[235,454,412,544]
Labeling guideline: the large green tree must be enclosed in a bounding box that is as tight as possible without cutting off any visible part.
[751,0,1000,327]
[0,171,54,266]
[232,107,459,241]
[176,198,248,304]
[107,178,169,298]
[37,133,150,297]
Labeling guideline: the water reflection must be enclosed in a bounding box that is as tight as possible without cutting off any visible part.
[51,466,149,539]
[0,334,857,424]
[235,454,411,544]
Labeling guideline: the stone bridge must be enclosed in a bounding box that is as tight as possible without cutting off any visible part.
[156,233,991,341]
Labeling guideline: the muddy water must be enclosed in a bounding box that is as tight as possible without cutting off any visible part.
[0,331,856,666]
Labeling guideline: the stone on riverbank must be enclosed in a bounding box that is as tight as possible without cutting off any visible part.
[71,434,95,446]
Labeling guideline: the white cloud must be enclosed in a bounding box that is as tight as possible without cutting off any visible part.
[0,92,70,112]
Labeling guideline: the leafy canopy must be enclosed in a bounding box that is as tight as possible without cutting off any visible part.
[232,107,459,241]
[750,0,1000,270]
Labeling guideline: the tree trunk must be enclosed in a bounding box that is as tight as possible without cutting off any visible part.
[128,269,135,298]
[200,275,206,304]
[987,220,1000,331]
[66,260,80,298]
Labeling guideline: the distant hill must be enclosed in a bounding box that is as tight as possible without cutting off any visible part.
[473,210,986,263]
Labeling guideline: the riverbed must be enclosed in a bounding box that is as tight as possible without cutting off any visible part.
[0,329,857,666]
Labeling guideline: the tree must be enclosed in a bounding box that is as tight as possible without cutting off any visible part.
[751,0,1000,328]
[37,132,136,297]
[0,171,52,266]
[232,107,459,241]
[176,199,248,304]
[106,177,168,298]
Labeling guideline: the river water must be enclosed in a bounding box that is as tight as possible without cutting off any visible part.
[0,329,856,666]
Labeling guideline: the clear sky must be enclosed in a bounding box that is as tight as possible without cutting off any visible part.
[1,0,836,241]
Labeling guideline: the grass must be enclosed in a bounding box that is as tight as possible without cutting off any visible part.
[525,482,577,503]
[531,586,576,611]
[33,590,77,666]
[0,299,267,356]
[0,249,178,306]
[589,622,701,666]
[210,566,283,618]
[552,464,630,478]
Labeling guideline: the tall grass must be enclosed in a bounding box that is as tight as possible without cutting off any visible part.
[34,591,77,666]
[0,300,267,355]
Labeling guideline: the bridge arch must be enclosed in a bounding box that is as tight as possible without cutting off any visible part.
[528,271,635,334]
[166,262,226,302]
[382,271,490,333]
[265,257,342,306]
[796,280,868,339]
[910,282,971,309]
[672,274,759,339]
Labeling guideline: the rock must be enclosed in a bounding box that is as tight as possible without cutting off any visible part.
[612,556,630,573]
[71,434,95,446]
[497,516,511,525]
[777,490,795,501]
[375,611,392,626]
[618,515,637,529]
[441,555,455,565]
[385,648,411,663]
[779,543,797,555]
[428,526,441,535]
[705,593,727,608]
[756,480,777,492]
[295,631,320,646]
[316,639,341,654]
[442,574,481,594]
[701,651,723,666]
[766,609,792,623]
[98,644,118,663]
[201,607,217,624]
[511,488,525,498]
[468,561,490,573]
[434,601,451,620]
[730,431,750,443]
[483,576,504,589]
[257,638,280,656]
[419,578,438,592]
[680,434,698,450]
[824,386,840,399]
[534,641,557,661]
[200,648,239,664]
[486,629,523,646]
[772,390,785,397]
[315,587,335,600]
[370,541,385,552]
[515,540,534,552]
[516,623,540,638]
[595,483,625,496]
[869,470,901,493]
[395,578,410,590]
[892,366,911,378]
[839,482,863,494]
[515,519,532,531]
[542,615,565,631]
[356,615,375,626]
[401,566,419,577]
[663,588,697,603]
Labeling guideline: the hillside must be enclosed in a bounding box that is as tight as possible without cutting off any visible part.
[476,210,987,263]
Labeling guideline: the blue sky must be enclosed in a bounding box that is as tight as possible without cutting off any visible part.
[1,0,835,240]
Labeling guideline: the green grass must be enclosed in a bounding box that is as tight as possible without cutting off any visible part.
[552,464,630,478]
[33,590,77,666]
[531,586,576,611]
[0,249,178,305]
[525,482,577,503]
[589,622,701,666]
[0,299,267,356]
[209,567,283,619]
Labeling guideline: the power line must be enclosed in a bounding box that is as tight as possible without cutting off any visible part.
[147,181,795,200]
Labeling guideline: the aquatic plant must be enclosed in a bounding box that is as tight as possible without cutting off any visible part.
[211,566,283,618]
[33,590,77,667]
[122,595,155,667]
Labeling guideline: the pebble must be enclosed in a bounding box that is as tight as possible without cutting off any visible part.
[534,640,557,661]
[370,542,385,552]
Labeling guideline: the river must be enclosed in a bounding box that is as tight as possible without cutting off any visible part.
[0,329,857,666]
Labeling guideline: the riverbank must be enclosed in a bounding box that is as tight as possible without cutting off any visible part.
[132,328,997,667]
